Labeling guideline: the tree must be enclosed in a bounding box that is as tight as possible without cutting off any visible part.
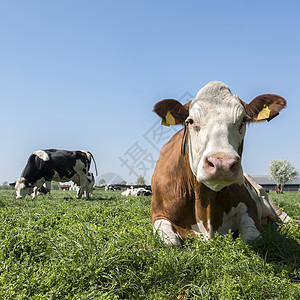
[0,181,12,190]
[136,175,146,186]
[51,182,60,190]
[118,180,127,185]
[268,159,298,192]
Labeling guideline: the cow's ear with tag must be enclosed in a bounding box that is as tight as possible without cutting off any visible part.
[9,182,16,187]
[243,94,286,122]
[153,99,190,126]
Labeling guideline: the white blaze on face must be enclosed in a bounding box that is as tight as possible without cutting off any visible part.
[188,81,247,191]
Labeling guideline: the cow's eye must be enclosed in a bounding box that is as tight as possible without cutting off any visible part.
[186,118,194,126]
[239,117,248,133]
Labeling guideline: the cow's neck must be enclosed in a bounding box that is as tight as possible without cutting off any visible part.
[181,153,231,237]
[176,129,233,237]
[197,183,230,235]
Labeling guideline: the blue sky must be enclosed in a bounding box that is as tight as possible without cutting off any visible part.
[1,0,300,185]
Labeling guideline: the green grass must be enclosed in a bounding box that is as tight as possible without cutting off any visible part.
[0,189,299,299]
[269,191,300,220]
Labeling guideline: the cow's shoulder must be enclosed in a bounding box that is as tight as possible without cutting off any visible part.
[153,128,186,177]
[221,183,260,225]
[33,150,50,161]
[152,128,196,194]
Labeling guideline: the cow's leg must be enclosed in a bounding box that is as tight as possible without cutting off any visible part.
[45,181,51,196]
[85,182,93,200]
[238,213,261,240]
[85,187,90,200]
[153,219,182,246]
[31,187,38,199]
[76,186,84,199]
[80,175,90,199]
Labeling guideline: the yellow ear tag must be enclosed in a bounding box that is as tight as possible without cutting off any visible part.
[161,111,176,126]
[161,118,169,126]
[257,105,270,120]
[166,111,176,125]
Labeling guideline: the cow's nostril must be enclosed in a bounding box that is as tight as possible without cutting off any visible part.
[230,161,239,175]
[205,155,240,178]
[208,161,214,168]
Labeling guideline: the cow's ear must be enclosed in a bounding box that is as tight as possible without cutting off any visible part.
[153,99,189,126]
[244,94,286,122]
[9,182,16,187]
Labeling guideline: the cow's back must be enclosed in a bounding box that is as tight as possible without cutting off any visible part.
[22,149,91,184]
[46,149,91,182]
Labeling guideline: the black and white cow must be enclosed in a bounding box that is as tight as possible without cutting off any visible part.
[121,186,152,196]
[10,149,97,199]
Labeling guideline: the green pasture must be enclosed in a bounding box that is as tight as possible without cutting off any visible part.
[0,189,299,299]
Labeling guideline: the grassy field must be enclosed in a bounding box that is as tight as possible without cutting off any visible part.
[0,189,299,299]
[269,192,300,220]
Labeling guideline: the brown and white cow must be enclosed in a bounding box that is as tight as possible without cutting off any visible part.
[151,81,286,246]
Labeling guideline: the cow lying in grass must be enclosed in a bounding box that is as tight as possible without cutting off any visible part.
[121,186,152,196]
[151,81,287,246]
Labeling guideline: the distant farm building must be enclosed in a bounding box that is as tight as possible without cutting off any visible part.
[252,176,300,192]
[59,184,76,191]
[59,184,72,190]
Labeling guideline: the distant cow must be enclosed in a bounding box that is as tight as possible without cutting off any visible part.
[121,186,152,196]
[10,149,97,199]
[151,81,286,246]
[121,187,134,196]
[136,188,152,196]
[105,185,115,191]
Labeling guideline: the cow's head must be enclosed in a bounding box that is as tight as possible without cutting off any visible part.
[153,81,286,191]
[10,177,34,199]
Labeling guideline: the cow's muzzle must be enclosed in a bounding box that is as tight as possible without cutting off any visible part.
[204,155,240,180]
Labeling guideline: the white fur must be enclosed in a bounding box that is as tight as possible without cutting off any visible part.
[239,213,261,240]
[33,150,50,161]
[153,220,182,246]
[81,150,91,161]
[216,202,260,240]
[14,177,29,199]
[188,81,246,191]
[243,173,276,219]
[191,219,213,240]
[121,188,132,196]
[191,202,261,240]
